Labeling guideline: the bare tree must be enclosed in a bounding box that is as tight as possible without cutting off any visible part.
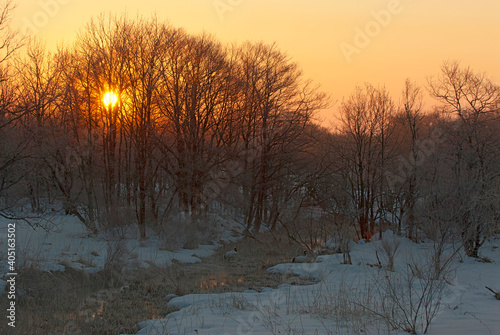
[399,79,424,240]
[156,31,239,240]
[428,61,500,257]
[235,42,324,234]
[337,84,396,239]
[121,17,172,239]
[56,44,102,233]
[0,0,23,66]
[0,0,26,215]
[14,40,64,212]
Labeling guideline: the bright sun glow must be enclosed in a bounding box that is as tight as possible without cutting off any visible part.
[103,91,118,107]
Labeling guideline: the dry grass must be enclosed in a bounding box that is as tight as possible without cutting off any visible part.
[0,232,313,334]
[140,232,315,296]
[0,266,178,335]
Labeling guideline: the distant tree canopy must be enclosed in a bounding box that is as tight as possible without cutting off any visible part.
[0,12,498,255]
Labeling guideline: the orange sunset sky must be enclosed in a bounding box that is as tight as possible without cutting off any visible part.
[10,0,500,124]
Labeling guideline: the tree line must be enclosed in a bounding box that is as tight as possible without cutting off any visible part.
[0,9,498,256]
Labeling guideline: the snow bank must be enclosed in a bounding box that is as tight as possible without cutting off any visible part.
[130,234,500,335]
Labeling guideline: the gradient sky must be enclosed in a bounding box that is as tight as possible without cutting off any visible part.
[11,0,500,124]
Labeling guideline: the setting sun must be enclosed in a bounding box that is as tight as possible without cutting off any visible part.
[102,91,118,107]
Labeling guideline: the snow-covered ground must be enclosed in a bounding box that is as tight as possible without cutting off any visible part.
[1,215,499,335]
[131,232,500,335]
[0,214,218,278]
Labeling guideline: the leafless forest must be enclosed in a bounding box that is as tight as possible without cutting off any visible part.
[1,6,499,259]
